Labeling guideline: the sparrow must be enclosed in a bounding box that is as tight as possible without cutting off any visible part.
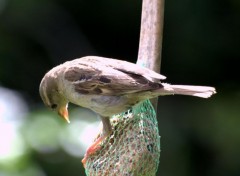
[39,56,216,166]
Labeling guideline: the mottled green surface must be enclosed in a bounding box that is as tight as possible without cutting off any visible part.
[85,100,160,176]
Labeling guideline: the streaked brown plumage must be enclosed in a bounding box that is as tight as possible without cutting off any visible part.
[39,56,216,166]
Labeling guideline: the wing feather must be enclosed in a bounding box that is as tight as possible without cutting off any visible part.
[64,57,163,96]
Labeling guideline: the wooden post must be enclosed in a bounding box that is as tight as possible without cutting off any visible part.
[137,0,165,110]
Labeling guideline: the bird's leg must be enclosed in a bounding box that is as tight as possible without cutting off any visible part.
[82,116,112,167]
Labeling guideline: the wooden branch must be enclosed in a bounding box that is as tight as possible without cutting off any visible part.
[137,0,165,109]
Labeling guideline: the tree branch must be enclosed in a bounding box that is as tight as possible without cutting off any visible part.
[137,0,165,110]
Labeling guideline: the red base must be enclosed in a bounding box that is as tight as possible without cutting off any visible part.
[81,136,105,167]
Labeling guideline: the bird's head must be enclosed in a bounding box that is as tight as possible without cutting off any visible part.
[39,73,70,123]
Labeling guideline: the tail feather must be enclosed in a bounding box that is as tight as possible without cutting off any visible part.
[160,83,216,98]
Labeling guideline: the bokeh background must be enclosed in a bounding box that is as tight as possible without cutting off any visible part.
[0,0,239,176]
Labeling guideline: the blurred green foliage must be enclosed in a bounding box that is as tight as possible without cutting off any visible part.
[0,0,239,176]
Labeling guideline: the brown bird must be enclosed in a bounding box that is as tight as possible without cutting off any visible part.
[39,56,216,165]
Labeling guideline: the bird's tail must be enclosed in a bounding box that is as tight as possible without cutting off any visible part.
[155,83,216,98]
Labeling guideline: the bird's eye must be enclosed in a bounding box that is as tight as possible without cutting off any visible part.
[51,104,58,109]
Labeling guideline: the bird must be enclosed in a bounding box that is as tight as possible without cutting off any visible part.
[39,56,216,166]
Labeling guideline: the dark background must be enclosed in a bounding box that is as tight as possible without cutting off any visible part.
[0,0,239,176]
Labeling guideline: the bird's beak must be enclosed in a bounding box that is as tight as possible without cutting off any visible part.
[58,106,70,123]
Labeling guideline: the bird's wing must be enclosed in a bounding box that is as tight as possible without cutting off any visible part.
[80,56,166,81]
[64,60,163,96]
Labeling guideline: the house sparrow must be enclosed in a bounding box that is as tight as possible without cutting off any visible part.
[39,56,216,165]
